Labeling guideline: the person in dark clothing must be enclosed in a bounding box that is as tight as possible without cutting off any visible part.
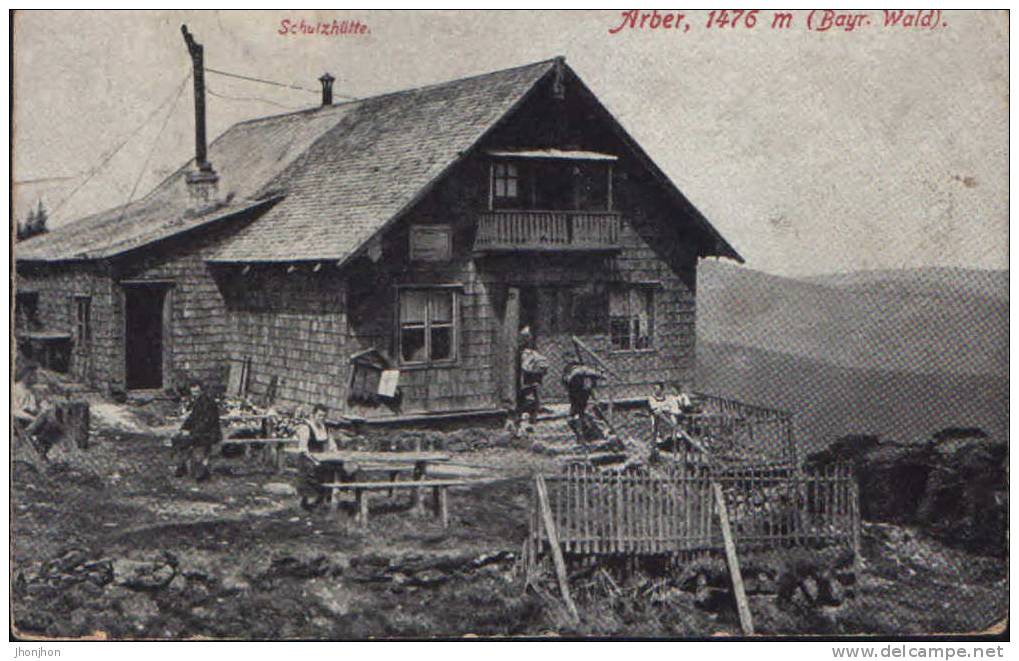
[174,380,222,482]
[563,361,604,442]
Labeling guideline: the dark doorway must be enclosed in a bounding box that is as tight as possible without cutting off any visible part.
[125,285,168,390]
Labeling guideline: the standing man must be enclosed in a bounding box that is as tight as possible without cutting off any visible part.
[174,380,222,482]
[516,326,547,434]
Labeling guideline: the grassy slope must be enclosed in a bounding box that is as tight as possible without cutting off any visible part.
[695,262,1008,450]
[697,261,1008,378]
[697,341,1008,452]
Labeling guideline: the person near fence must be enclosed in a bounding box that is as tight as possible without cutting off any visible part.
[648,382,696,443]
[173,380,222,482]
[297,404,338,511]
[14,362,62,461]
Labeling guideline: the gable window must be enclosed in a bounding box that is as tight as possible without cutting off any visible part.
[491,163,520,208]
[487,153,615,212]
[609,285,654,351]
[398,287,458,365]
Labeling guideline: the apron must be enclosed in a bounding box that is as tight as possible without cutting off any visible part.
[298,422,332,499]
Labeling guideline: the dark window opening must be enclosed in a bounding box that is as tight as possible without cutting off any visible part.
[491,160,611,211]
[75,297,92,345]
[15,292,40,331]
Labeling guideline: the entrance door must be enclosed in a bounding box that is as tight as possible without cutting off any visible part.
[519,285,573,404]
[124,285,168,390]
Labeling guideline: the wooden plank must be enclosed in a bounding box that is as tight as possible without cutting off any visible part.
[356,488,369,527]
[613,471,622,554]
[222,437,298,445]
[536,475,580,623]
[712,482,754,635]
[312,451,450,464]
[321,479,485,489]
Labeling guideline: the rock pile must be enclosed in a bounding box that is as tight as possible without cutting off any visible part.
[807,428,1007,556]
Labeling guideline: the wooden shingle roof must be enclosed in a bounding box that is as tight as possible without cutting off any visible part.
[209,58,558,263]
[17,58,741,265]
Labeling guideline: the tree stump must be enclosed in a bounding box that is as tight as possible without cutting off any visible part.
[55,399,91,450]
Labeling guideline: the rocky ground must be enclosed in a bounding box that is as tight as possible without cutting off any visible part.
[11,398,1008,639]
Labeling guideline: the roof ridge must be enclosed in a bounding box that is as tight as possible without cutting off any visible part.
[228,57,560,129]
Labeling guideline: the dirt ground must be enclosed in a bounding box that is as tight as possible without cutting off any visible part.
[10,399,1008,639]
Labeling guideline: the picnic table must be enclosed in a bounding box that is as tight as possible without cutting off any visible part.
[220,413,296,472]
[304,451,461,527]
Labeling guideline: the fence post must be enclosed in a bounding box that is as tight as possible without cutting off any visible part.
[712,482,755,635]
[850,468,861,558]
[536,474,580,623]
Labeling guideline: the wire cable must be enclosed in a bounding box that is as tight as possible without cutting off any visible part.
[116,73,189,221]
[207,86,306,111]
[207,66,358,101]
[50,72,191,217]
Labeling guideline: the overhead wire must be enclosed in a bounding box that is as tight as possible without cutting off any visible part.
[116,73,190,222]
[43,64,356,220]
[207,86,306,111]
[49,71,192,217]
[207,66,359,101]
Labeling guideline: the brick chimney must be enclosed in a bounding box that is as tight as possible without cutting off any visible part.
[319,72,335,106]
[181,25,218,204]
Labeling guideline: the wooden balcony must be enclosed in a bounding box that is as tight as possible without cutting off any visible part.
[473,210,622,253]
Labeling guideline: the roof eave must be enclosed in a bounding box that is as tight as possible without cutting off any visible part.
[15,195,284,266]
[567,69,744,264]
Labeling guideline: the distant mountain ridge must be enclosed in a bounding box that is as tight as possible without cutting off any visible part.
[697,261,1008,379]
[697,341,1007,451]
[694,262,1008,448]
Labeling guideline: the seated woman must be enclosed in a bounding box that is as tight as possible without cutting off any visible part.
[297,404,336,511]
[14,362,62,461]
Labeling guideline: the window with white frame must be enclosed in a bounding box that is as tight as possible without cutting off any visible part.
[609,286,654,351]
[398,288,458,365]
[491,162,520,207]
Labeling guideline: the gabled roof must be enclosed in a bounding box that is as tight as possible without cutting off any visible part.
[209,59,558,263]
[15,98,347,262]
[17,57,742,265]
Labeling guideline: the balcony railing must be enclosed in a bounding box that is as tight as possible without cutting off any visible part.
[473,210,622,253]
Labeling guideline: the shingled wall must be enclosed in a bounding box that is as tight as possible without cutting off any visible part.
[15,262,117,389]
[115,224,249,391]
[219,267,349,413]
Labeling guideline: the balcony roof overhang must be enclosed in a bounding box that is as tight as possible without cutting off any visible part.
[486,149,618,162]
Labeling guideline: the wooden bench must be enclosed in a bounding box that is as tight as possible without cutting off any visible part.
[221,437,298,471]
[320,479,481,527]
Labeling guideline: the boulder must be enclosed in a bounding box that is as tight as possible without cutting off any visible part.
[808,428,1007,555]
[112,558,176,590]
[262,482,298,497]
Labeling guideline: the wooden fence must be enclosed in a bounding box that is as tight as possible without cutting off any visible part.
[527,463,859,559]
[686,392,797,465]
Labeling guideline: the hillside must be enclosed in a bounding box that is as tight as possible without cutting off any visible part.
[695,262,1008,449]
[697,262,1008,378]
[696,341,1008,452]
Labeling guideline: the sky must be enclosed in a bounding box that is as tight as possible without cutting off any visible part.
[11,10,1009,277]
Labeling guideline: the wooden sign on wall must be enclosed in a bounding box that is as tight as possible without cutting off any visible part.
[410,225,452,261]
